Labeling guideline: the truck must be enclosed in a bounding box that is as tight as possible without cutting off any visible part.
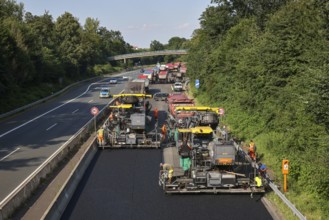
[126,78,149,93]
[173,62,181,71]
[99,94,160,148]
[167,93,195,119]
[175,65,186,82]
[141,69,154,83]
[159,126,265,194]
[170,106,220,130]
[158,70,169,83]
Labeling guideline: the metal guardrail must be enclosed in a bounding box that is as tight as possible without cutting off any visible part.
[217,127,307,220]
[109,49,188,61]
[0,94,115,220]
[268,182,306,220]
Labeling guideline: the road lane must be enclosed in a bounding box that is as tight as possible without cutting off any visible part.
[0,72,138,201]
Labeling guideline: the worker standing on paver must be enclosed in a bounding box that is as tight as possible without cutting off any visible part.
[161,124,167,142]
[248,139,257,161]
[160,163,174,183]
[254,174,262,187]
[109,112,114,121]
[154,107,158,121]
[97,126,105,146]
[179,139,192,176]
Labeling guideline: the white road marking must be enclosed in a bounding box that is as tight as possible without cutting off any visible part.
[88,100,93,103]
[0,147,20,161]
[46,123,58,131]
[0,79,107,139]
[72,109,79,114]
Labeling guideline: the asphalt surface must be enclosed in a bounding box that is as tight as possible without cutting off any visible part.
[61,83,273,220]
[0,71,138,202]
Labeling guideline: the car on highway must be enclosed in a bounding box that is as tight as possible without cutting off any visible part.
[173,82,183,92]
[109,78,118,84]
[99,87,111,98]
[153,92,169,101]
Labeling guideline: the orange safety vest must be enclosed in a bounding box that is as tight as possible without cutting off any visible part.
[154,108,158,118]
[161,124,167,135]
[249,142,255,152]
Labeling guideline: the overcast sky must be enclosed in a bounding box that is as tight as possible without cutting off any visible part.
[18,0,213,48]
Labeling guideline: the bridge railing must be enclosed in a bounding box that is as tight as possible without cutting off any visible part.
[109,49,188,61]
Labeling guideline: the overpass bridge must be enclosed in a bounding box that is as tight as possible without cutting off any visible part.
[108,49,188,63]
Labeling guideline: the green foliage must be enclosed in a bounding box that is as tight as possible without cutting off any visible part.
[150,40,164,51]
[0,0,132,113]
[188,0,329,218]
[93,64,114,75]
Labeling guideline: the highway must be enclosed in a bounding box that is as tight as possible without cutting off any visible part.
[0,71,137,202]
[61,83,273,220]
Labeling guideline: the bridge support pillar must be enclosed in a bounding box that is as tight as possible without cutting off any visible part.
[124,58,126,64]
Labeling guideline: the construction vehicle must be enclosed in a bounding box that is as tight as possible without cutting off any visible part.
[140,69,154,83]
[167,93,195,118]
[159,126,265,194]
[158,70,170,83]
[99,93,160,148]
[173,62,181,71]
[168,106,220,130]
[175,65,186,82]
[126,78,148,93]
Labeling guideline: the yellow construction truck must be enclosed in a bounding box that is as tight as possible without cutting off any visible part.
[98,93,160,148]
[159,126,266,195]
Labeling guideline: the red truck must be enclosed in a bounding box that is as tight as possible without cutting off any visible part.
[158,70,169,83]
[167,93,195,118]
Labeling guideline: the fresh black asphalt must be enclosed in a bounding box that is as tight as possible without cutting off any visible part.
[61,82,272,220]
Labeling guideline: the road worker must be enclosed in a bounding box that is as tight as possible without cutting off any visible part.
[160,163,174,183]
[179,139,192,176]
[258,163,267,178]
[154,107,159,121]
[248,139,256,161]
[97,127,105,146]
[109,112,114,121]
[254,175,262,187]
[161,124,167,141]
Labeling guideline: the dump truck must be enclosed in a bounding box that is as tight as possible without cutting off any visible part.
[175,65,186,82]
[167,93,195,119]
[159,126,265,194]
[126,78,149,93]
[168,106,220,130]
[158,70,169,83]
[98,93,160,148]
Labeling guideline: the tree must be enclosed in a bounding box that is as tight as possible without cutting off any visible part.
[54,12,82,78]
[150,40,164,51]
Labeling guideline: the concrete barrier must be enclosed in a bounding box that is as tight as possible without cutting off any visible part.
[0,97,113,220]
[44,138,98,220]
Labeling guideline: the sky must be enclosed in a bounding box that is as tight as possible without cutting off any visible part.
[18,0,213,48]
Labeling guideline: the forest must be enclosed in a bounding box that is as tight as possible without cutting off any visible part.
[0,0,133,113]
[186,0,329,218]
[0,0,188,113]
